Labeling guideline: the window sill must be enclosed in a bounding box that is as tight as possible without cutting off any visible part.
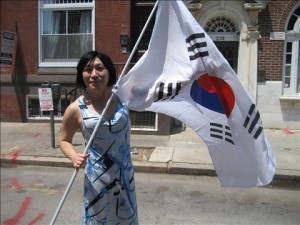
[279,95,300,101]
[38,67,76,75]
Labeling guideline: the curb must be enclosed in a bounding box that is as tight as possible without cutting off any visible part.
[168,162,217,176]
[1,155,299,182]
[0,155,73,168]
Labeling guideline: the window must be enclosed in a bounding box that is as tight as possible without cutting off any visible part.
[205,16,239,72]
[283,5,300,95]
[132,1,156,61]
[39,0,94,67]
[27,95,67,119]
[205,16,239,42]
[215,41,239,73]
[130,111,157,130]
[205,16,237,33]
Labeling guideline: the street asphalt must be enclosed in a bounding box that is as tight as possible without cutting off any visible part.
[1,122,299,183]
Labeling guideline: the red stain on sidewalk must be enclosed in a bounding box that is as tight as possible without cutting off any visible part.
[28,213,46,225]
[31,132,41,137]
[9,178,23,190]
[3,197,31,225]
[282,128,295,134]
[11,149,23,167]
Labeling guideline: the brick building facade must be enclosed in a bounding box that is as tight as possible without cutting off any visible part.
[258,0,295,81]
[1,0,299,132]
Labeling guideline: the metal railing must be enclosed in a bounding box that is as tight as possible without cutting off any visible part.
[27,86,84,119]
[27,63,156,130]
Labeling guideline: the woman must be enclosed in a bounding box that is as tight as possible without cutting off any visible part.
[60,50,138,224]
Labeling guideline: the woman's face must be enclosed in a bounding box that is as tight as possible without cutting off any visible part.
[82,57,110,90]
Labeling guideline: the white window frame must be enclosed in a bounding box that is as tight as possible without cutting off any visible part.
[282,5,300,97]
[38,0,95,68]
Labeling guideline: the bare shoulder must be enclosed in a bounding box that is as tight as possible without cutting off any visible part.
[63,99,81,125]
[61,99,82,137]
[65,100,80,115]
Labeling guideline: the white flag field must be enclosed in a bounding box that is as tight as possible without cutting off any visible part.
[115,0,276,187]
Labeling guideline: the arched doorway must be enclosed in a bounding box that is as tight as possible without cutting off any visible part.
[205,16,239,73]
[195,0,262,101]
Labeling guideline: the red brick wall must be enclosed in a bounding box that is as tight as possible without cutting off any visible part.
[0,1,38,75]
[258,0,298,81]
[0,87,24,122]
[95,1,131,63]
[0,1,37,121]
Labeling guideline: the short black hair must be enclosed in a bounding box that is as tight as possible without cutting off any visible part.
[76,51,116,88]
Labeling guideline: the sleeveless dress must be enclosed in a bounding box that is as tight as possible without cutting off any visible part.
[76,97,139,225]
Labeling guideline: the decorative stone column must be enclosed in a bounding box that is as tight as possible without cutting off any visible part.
[188,3,202,20]
[242,2,266,102]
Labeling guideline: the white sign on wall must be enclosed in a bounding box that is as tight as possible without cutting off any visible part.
[0,30,17,74]
[270,32,285,40]
[38,88,53,111]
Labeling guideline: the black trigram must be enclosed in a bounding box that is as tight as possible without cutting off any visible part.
[154,82,182,102]
[243,104,263,140]
[186,33,209,60]
[210,123,234,145]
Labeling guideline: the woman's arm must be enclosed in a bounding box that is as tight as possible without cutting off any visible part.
[59,102,89,168]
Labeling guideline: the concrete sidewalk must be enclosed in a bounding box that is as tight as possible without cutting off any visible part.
[0,122,299,181]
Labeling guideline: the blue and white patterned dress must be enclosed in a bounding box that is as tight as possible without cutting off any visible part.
[76,97,138,225]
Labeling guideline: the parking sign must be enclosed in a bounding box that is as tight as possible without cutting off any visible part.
[38,88,53,111]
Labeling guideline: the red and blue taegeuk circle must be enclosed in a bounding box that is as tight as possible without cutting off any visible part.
[190,73,235,118]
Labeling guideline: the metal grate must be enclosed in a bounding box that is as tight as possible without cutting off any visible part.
[42,0,93,4]
[130,111,156,130]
